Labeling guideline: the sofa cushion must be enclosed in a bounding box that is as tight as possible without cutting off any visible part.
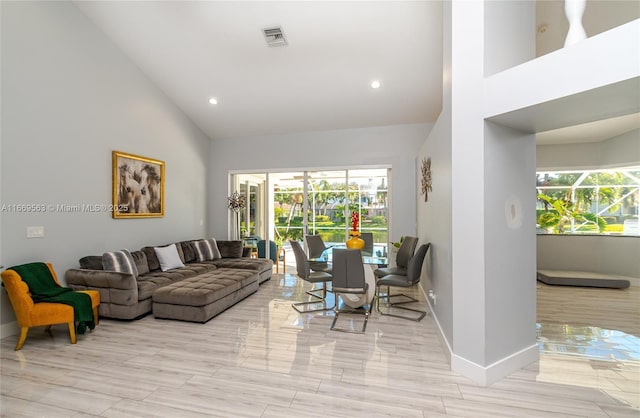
[179,241,197,263]
[216,240,244,258]
[142,243,185,272]
[152,268,258,307]
[79,255,103,270]
[193,239,222,261]
[131,250,149,275]
[154,244,185,271]
[102,249,139,277]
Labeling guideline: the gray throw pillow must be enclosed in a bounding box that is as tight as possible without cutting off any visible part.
[79,255,104,270]
[102,249,139,277]
[193,239,221,261]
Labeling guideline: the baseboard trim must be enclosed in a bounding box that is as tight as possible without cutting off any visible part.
[1,320,19,339]
[423,287,539,386]
[425,292,453,364]
[451,343,539,386]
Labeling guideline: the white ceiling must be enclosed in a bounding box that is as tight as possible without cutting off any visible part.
[74,1,637,143]
[75,1,442,140]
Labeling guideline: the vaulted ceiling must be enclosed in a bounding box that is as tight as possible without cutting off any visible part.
[74,1,638,143]
[75,1,442,140]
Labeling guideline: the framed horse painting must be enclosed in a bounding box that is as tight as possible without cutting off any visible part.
[112,151,165,218]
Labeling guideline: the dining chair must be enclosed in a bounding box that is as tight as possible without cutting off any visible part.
[374,236,418,278]
[304,234,332,273]
[290,240,334,313]
[330,249,371,333]
[360,232,374,256]
[375,243,430,321]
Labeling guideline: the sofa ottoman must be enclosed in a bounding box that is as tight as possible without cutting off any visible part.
[152,268,260,323]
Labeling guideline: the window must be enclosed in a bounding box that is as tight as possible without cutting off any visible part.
[536,167,640,236]
[232,167,390,255]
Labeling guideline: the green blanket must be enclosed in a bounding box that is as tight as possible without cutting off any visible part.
[11,262,95,335]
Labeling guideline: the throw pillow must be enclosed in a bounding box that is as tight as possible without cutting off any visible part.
[154,244,185,271]
[102,249,139,277]
[79,255,104,270]
[192,238,222,261]
[208,238,222,259]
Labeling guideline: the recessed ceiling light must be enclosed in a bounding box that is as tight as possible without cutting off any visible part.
[371,80,381,89]
[208,97,218,105]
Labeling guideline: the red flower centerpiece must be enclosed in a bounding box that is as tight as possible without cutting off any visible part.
[346,211,364,249]
[350,211,360,237]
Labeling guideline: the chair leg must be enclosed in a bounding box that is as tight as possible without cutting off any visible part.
[93,307,99,325]
[15,327,29,351]
[67,322,77,344]
[375,286,427,321]
[293,282,335,313]
[330,293,371,333]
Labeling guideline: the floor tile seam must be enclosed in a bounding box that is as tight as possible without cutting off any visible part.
[315,380,451,410]
[461,393,616,417]
[0,395,85,416]
[290,389,427,416]
[594,400,640,415]
[184,374,301,399]
[458,383,621,413]
[442,395,596,418]
[5,384,122,416]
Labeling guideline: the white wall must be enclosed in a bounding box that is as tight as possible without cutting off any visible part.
[419,0,538,386]
[1,2,210,329]
[537,129,640,170]
[484,0,536,76]
[208,124,430,242]
[537,235,640,279]
[483,122,537,365]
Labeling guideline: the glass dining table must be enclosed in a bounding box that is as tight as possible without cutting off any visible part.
[310,245,387,308]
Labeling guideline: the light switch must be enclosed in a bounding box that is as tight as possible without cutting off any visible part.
[27,226,45,238]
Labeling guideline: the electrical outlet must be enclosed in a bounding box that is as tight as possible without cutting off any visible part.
[27,226,45,238]
[428,289,437,306]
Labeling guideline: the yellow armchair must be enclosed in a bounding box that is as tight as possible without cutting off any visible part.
[1,263,99,350]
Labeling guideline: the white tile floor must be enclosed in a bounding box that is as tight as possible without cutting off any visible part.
[1,271,638,417]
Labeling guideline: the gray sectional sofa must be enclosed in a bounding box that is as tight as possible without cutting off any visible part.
[65,240,272,322]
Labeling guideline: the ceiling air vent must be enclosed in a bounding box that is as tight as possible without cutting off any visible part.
[262,26,287,47]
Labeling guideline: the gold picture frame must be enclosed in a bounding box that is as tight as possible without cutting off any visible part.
[112,151,165,218]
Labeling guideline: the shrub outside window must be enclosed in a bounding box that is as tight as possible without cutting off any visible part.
[536,167,640,236]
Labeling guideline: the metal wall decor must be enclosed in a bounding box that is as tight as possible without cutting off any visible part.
[421,157,432,202]
[227,191,246,212]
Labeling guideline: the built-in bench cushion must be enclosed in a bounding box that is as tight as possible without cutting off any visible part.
[537,270,631,289]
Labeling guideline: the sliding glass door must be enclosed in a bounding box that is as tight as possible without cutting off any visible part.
[231,167,389,256]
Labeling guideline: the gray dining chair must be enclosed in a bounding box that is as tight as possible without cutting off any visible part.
[304,234,332,273]
[374,236,418,278]
[290,240,334,313]
[360,232,374,256]
[330,249,371,333]
[376,243,430,321]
